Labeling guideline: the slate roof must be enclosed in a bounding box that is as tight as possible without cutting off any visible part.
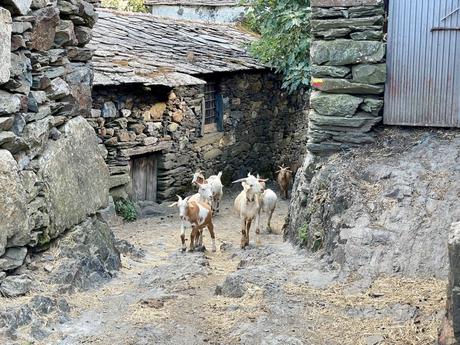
[144,0,245,6]
[90,9,264,87]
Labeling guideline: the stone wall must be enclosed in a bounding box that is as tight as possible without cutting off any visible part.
[0,0,117,279]
[439,222,460,345]
[307,0,385,153]
[91,71,308,203]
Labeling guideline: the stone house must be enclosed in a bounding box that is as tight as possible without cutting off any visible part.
[144,0,247,23]
[88,9,308,205]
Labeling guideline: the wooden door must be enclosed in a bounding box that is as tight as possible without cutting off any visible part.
[130,155,157,202]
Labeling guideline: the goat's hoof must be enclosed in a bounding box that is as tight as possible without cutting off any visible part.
[188,248,194,252]
[212,247,216,252]
[181,247,186,253]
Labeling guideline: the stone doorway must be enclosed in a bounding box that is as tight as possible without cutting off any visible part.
[129,154,158,202]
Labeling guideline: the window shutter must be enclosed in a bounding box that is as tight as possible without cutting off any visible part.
[216,93,224,132]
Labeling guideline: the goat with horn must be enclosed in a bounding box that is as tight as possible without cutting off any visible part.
[232,173,267,249]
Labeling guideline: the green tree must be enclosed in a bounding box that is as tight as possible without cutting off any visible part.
[243,0,311,93]
[101,0,148,13]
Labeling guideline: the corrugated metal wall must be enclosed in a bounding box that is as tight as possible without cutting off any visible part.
[385,0,460,127]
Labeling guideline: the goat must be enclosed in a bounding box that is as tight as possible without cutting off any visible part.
[192,170,223,214]
[189,182,213,206]
[256,174,278,232]
[233,173,267,249]
[276,165,293,199]
[169,195,216,252]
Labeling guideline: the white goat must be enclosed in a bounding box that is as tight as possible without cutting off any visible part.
[256,174,278,232]
[192,170,223,214]
[233,173,267,249]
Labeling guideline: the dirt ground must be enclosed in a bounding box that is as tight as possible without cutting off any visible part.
[45,191,445,345]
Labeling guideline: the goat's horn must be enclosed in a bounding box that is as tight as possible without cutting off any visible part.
[232,178,247,184]
[258,179,268,182]
[169,202,178,208]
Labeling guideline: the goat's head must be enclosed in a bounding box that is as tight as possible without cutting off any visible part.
[256,174,266,191]
[192,170,205,185]
[276,165,293,177]
[197,182,213,203]
[232,173,267,194]
[169,195,190,221]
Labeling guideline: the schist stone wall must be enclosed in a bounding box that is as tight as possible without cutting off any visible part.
[90,71,308,201]
[0,0,118,279]
[307,0,386,153]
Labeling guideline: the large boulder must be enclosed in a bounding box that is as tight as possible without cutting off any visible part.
[39,116,110,238]
[287,131,460,279]
[0,150,29,257]
[311,40,385,66]
[49,216,121,292]
[0,8,11,84]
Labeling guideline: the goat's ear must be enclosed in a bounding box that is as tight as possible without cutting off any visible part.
[232,178,246,184]
[275,170,281,174]
[169,202,178,208]
[258,178,268,182]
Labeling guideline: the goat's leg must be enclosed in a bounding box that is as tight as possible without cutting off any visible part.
[207,222,216,252]
[240,219,247,249]
[255,211,261,246]
[180,221,186,252]
[267,207,274,234]
[189,226,199,252]
[196,229,203,248]
[245,218,252,247]
[216,196,221,214]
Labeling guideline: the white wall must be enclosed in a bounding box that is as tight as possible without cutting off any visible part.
[150,5,246,23]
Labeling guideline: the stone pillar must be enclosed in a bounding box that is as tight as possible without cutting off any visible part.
[440,222,460,345]
[307,0,386,153]
[0,8,12,84]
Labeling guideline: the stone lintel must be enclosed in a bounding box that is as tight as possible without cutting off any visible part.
[120,141,172,157]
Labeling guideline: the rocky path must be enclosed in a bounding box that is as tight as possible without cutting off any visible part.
[8,193,445,345]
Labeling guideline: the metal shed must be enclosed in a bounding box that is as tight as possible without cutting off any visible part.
[384,0,460,127]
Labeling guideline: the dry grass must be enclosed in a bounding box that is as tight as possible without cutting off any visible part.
[285,275,446,345]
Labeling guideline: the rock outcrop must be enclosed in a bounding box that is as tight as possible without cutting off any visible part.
[286,129,460,279]
[0,0,119,292]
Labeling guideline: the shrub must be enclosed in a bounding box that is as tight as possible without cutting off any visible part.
[115,199,138,222]
[243,0,311,93]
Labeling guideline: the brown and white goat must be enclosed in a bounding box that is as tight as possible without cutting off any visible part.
[170,195,216,252]
[276,165,292,199]
[233,173,267,249]
[192,170,223,214]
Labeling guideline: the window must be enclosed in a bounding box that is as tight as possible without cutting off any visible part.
[204,82,217,125]
[201,81,223,134]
